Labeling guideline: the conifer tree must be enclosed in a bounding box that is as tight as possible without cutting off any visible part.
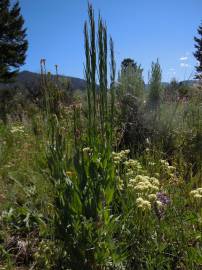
[193,22,202,80]
[0,0,28,82]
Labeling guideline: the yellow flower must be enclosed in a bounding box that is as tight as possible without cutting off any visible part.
[156,200,163,207]
[124,161,129,166]
[190,190,198,196]
[190,187,202,200]
[150,177,159,186]
[194,194,202,200]
[113,156,121,161]
[83,147,91,153]
[197,188,202,194]
[10,125,24,133]
[136,197,144,204]
[148,194,157,201]
[136,198,151,210]
[148,162,155,166]
[168,166,175,172]
[66,171,74,177]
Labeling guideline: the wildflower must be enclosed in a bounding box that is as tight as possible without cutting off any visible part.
[136,198,151,211]
[10,125,24,134]
[117,177,124,190]
[113,156,121,162]
[129,178,136,183]
[154,194,169,219]
[148,194,157,201]
[83,147,91,153]
[157,192,170,205]
[190,188,202,202]
[136,197,144,204]
[148,162,155,166]
[146,138,150,144]
[156,200,163,207]
[151,185,159,192]
[190,190,198,196]
[194,194,202,200]
[126,172,133,178]
[124,161,129,166]
[134,181,152,192]
[129,175,159,196]
[150,177,159,186]
[135,175,145,182]
[160,159,169,166]
[114,161,120,165]
[66,171,74,177]
[168,166,175,172]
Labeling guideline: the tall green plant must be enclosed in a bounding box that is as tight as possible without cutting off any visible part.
[84,3,116,147]
[110,37,116,139]
[41,3,120,269]
[40,59,62,119]
[147,59,162,110]
[118,58,144,100]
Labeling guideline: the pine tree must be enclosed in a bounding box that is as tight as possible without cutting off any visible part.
[0,0,28,82]
[193,22,202,80]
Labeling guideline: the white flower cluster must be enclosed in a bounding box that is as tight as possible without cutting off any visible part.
[124,159,146,181]
[148,161,156,166]
[190,188,202,200]
[117,176,124,190]
[129,175,159,193]
[82,147,91,153]
[129,175,160,211]
[112,150,146,191]
[10,125,25,134]
[160,160,175,173]
[136,197,151,211]
[124,159,143,174]
[112,149,130,164]
[159,159,176,181]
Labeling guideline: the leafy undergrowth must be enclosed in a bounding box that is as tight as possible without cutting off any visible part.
[0,118,201,269]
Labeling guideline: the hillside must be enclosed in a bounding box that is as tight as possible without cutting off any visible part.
[0,71,87,92]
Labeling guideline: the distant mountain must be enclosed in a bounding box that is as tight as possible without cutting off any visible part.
[144,82,169,90]
[0,71,87,92]
[144,80,196,89]
[179,80,197,86]
[0,71,197,94]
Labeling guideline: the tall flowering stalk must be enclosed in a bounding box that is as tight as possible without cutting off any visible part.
[40,4,120,269]
[110,37,116,140]
[84,3,116,147]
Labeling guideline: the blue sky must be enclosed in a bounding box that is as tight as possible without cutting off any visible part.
[18,0,202,82]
